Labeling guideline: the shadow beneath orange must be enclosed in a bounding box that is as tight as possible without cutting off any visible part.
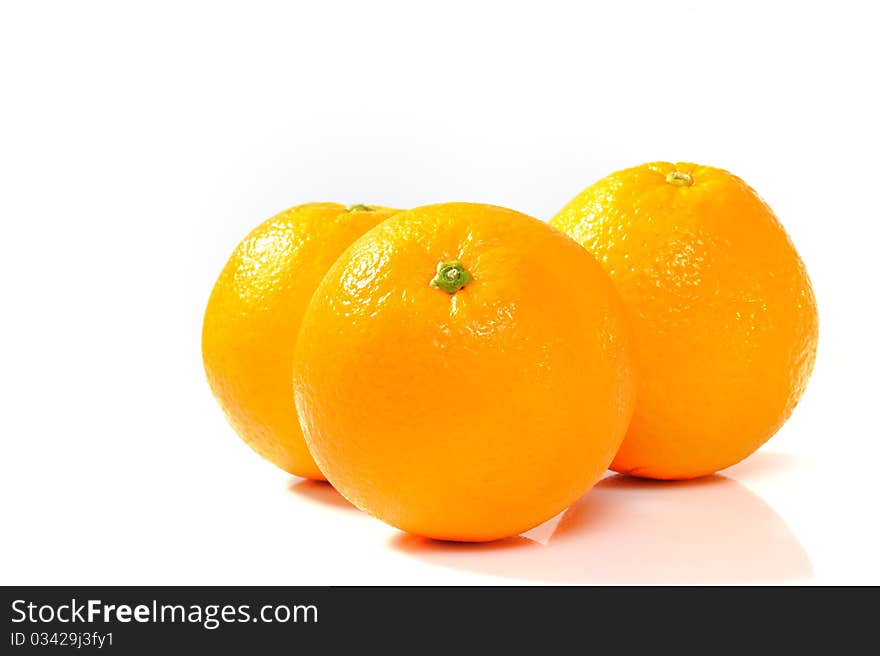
[391,474,812,584]
[395,534,539,556]
[287,479,359,512]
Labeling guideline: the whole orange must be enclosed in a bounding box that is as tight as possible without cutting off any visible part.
[203,202,399,479]
[551,162,818,479]
[293,202,636,541]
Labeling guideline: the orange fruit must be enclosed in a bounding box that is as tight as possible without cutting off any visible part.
[551,162,818,479]
[293,202,636,541]
[203,202,399,479]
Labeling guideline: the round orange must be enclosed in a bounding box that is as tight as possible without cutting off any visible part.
[293,202,636,541]
[202,202,399,479]
[551,162,818,479]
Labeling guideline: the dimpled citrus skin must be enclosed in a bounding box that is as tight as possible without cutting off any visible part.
[293,203,636,541]
[202,203,399,480]
[551,162,818,480]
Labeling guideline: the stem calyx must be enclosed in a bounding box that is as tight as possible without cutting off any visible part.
[430,260,473,294]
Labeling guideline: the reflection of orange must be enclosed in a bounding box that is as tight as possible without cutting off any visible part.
[392,468,812,583]
[203,203,398,479]
[294,203,636,541]
[552,163,818,479]
[548,475,812,583]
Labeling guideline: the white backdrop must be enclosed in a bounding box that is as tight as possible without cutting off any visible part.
[2,0,878,584]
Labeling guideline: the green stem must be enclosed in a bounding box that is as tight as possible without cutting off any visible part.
[430,260,473,294]
[346,203,372,212]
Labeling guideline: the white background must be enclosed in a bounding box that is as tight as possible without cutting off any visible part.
[2,1,878,584]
